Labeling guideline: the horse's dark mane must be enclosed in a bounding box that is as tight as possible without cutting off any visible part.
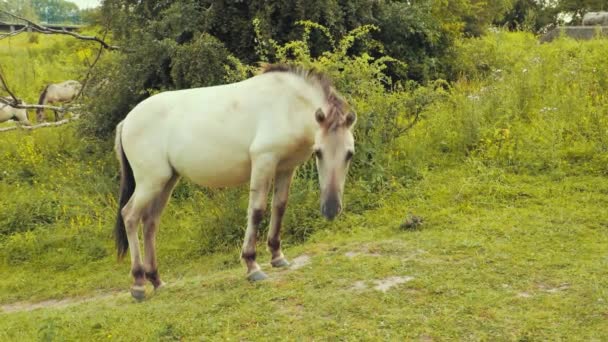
[261,63,349,131]
[261,63,333,100]
[37,85,49,113]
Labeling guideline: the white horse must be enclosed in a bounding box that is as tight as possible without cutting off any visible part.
[0,98,31,125]
[37,80,82,122]
[114,64,356,300]
[582,11,608,26]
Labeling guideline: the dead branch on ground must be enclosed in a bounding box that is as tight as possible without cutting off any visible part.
[0,97,75,112]
[0,114,81,133]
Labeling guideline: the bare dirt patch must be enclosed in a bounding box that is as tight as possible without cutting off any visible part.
[516,283,570,299]
[373,276,415,292]
[344,251,382,258]
[539,283,570,293]
[350,281,367,291]
[0,292,123,314]
[350,276,415,293]
[290,255,311,270]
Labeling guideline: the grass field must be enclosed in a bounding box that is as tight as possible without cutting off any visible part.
[1,30,608,340]
[0,32,96,127]
[1,165,607,340]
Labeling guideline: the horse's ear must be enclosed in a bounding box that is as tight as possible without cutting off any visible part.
[315,108,325,124]
[345,112,357,128]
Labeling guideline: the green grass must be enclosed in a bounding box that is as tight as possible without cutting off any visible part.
[0,32,99,125]
[2,29,608,340]
[1,167,607,340]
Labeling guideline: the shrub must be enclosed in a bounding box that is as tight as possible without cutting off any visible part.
[28,33,40,44]
[409,31,608,175]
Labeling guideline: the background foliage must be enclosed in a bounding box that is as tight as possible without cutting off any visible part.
[0,0,92,24]
[1,1,607,338]
[2,25,607,269]
[0,0,606,259]
[0,0,608,332]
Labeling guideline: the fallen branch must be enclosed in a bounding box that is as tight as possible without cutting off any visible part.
[0,114,81,132]
[0,26,27,40]
[0,10,121,50]
[0,97,71,112]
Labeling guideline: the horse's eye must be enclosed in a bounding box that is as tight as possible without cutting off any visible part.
[345,150,354,162]
[314,150,323,159]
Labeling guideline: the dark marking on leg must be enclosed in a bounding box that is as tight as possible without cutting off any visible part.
[268,202,286,255]
[145,270,162,288]
[132,266,145,286]
[268,237,280,252]
[241,251,256,262]
[252,208,264,226]
[132,266,144,279]
[275,202,286,219]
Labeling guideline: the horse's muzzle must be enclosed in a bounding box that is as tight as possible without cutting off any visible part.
[321,195,342,221]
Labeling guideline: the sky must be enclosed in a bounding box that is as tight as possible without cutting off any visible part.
[70,0,101,9]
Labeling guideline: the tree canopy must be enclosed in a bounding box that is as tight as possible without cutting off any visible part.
[78,0,606,137]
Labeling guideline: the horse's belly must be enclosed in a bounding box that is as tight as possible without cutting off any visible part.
[172,150,252,188]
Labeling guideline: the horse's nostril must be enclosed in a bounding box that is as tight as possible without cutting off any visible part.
[321,200,340,220]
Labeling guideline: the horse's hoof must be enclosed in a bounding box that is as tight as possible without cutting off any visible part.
[271,257,290,268]
[247,270,268,282]
[130,286,146,301]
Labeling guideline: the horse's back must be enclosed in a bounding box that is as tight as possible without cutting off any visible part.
[120,80,261,187]
[583,11,608,25]
[123,73,305,139]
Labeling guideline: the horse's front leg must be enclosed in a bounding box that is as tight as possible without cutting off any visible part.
[242,154,277,281]
[268,168,294,268]
[54,110,65,121]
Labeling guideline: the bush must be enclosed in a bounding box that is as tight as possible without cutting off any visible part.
[408,31,608,175]
[3,231,41,265]
[5,14,607,272]
[81,32,248,137]
[28,34,40,44]
[171,33,233,89]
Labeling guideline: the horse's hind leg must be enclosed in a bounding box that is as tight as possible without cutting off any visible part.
[122,181,166,300]
[142,174,179,290]
[268,168,294,268]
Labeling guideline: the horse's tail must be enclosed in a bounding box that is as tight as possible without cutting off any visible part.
[114,121,135,260]
[37,85,49,116]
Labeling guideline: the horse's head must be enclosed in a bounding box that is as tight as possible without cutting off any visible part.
[313,97,356,220]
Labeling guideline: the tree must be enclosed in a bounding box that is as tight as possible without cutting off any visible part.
[557,0,607,24]
[0,0,39,21]
[31,0,80,24]
[83,0,520,137]
[498,0,608,32]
